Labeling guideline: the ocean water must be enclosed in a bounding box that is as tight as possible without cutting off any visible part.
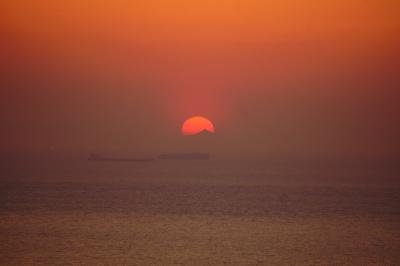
[1,157,399,265]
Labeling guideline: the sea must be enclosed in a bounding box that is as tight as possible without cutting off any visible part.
[1,156,399,265]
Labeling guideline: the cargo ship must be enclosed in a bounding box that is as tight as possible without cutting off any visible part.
[158,153,210,160]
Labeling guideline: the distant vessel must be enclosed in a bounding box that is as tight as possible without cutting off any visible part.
[158,153,210,160]
[88,153,154,162]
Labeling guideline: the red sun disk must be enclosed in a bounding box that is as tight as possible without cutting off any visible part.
[181,116,215,136]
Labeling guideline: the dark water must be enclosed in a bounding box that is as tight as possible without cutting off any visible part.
[1,157,399,265]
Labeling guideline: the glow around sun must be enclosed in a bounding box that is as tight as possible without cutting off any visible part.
[181,116,215,136]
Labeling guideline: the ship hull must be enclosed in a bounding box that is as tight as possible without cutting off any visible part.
[158,153,210,160]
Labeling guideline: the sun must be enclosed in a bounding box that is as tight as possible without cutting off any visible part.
[181,116,215,136]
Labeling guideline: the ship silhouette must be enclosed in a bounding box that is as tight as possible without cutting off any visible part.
[158,129,214,160]
[158,152,210,160]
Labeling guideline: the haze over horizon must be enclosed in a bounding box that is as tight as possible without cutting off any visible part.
[2,2,400,265]
[1,0,399,158]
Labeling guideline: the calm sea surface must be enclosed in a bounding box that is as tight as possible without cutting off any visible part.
[1,157,399,265]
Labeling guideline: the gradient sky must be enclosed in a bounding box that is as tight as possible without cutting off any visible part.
[1,0,399,157]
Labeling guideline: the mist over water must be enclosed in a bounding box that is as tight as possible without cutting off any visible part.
[1,156,399,265]
[1,0,400,264]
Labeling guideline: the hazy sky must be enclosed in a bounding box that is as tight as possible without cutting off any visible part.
[1,0,399,157]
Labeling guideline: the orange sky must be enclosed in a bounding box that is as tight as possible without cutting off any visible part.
[1,0,399,156]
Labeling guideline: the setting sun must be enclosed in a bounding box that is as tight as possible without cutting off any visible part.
[181,116,215,136]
